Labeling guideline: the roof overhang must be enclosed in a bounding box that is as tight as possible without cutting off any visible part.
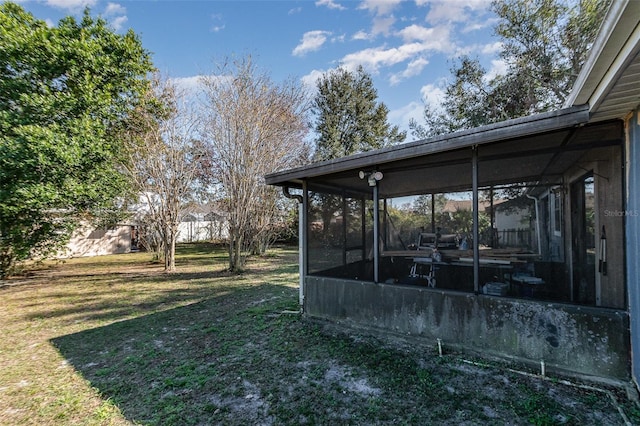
[266,105,592,194]
[564,0,640,121]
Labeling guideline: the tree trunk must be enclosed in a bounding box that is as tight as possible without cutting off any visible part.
[228,230,245,272]
[165,239,176,272]
[164,228,176,272]
[0,245,15,280]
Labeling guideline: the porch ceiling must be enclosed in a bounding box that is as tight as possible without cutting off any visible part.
[267,107,623,199]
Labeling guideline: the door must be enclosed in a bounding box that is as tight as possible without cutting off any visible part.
[570,174,596,305]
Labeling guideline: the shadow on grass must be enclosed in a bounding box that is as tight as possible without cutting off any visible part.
[50,279,633,426]
[21,270,246,325]
[51,282,301,425]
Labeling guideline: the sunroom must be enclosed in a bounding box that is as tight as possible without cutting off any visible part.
[267,106,630,382]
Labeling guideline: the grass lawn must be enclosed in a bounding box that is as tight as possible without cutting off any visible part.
[1,243,638,425]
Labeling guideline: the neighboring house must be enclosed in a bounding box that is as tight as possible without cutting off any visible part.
[492,198,534,249]
[64,223,134,257]
[64,202,229,257]
[266,0,640,392]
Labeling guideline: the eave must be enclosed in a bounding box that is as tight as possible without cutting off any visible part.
[564,0,640,121]
[266,105,591,190]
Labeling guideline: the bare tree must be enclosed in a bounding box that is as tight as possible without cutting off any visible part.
[122,77,202,272]
[200,56,309,272]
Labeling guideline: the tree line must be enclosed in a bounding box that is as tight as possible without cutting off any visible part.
[410,0,609,138]
[0,2,401,276]
[0,0,608,277]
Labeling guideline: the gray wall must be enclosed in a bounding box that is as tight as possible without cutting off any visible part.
[627,108,640,389]
[305,276,630,381]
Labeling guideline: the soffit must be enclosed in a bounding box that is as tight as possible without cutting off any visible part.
[589,52,640,122]
[566,0,640,121]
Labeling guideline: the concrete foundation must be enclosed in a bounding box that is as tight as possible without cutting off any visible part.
[305,276,631,381]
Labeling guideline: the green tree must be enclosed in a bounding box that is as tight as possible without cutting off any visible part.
[412,194,447,217]
[410,0,609,138]
[313,66,406,161]
[0,3,154,277]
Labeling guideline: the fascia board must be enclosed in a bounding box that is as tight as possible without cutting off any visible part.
[566,0,640,108]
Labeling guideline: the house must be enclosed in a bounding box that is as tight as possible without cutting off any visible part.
[266,0,640,391]
[64,223,134,257]
[64,203,228,257]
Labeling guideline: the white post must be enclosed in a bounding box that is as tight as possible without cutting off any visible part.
[298,202,304,307]
[373,183,380,283]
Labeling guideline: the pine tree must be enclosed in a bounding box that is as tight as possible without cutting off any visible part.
[313,66,405,161]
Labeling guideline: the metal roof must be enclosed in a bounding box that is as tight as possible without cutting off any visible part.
[268,115,622,199]
[266,105,591,192]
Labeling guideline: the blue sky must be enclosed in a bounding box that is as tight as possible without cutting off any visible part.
[12,0,504,137]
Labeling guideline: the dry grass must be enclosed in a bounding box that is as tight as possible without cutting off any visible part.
[0,243,637,425]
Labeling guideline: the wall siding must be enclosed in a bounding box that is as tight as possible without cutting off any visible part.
[627,109,640,390]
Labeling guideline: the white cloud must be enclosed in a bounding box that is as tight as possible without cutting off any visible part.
[340,42,426,74]
[45,0,97,11]
[420,82,446,107]
[104,2,125,15]
[462,17,498,33]
[481,41,503,55]
[288,7,303,15]
[389,57,429,85]
[358,0,403,16]
[397,24,452,52]
[352,30,371,41]
[398,24,432,41]
[170,76,204,93]
[485,59,508,81]
[453,41,503,62]
[110,15,127,31]
[426,0,491,25]
[102,3,127,31]
[372,15,396,36]
[209,14,225,33]
[357,0,403,38]
[388,100,424,138]
[316,0,346,11]
[292,30,332,57]
[339,24,452,79]
[300,69,326,95]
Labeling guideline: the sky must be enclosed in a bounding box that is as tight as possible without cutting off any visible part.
[11,0,505,138]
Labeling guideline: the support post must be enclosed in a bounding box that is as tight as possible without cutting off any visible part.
[431,193,436,233]
[298,202,304,307]
[373,183,380,283]
[282,185,306,308]
[301,181,308,307]
[342,192,347,267]
[472,146,480,294]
